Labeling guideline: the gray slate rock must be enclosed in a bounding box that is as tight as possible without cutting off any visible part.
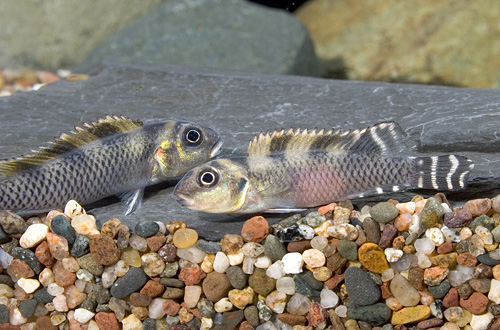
[10,247,42,274]
[370,202,399,224]
[1,62,500,240]
[0,0,163,71]
[80,0,322,77]
[110,267,149,298]
[344,267,381,306]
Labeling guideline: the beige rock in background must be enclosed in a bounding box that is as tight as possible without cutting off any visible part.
[0,0,164,71]
[295,0,500,87]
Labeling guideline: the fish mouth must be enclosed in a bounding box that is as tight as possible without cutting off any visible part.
[175,193,195,207]
[210,138,224,158]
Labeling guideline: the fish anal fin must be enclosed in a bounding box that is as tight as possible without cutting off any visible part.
[247,121,406,157]
[118,187,145,215]
[0,115,143,176]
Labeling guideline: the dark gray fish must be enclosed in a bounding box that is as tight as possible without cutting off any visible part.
[174,122,473,213]
[0,116,223,214]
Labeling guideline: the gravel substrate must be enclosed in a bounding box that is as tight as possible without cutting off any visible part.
[1,194,500,330]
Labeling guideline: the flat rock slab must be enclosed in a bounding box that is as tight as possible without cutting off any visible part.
[0,62,499,240]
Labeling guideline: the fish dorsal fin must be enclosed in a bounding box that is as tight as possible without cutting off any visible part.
[0,115,143,176]
[247,121,405,156]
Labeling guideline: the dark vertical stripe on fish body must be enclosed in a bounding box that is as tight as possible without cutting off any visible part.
[0,123,168,212]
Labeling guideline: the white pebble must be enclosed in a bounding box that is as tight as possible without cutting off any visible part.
[408,214,421,234]
[460,227,473,240]
[88,320,99,330]
[19,224,49,248]
[176,246,206,264]
[227,251,245,266]
[17,278,40,294]
[213,252,230,273]
[281,253,304,274]
[381,268,395,282]
[335,305,348,318]
[298,225,315,239]
[64,200,85,218]
[200,317,213,330]
[276,276,295,295]
[39,268,55,286]
[475,225,493,245]
[448,265,474,287]
[47,283,64,296]
[327,224,358,240]
[254,256,272,269]
[74,308,95,323]
[242,256,255,275]
[441,203,452,213]
[9,308,27,326]
[384,248,403,262]
[101,266,117,288]
[320,288,339,309]
[441,226,461,243]
[184,285,202,308]
[214,298,233,313]
[241,242,265,258]
[470,312,494,330]
[425,228,445,246]
[416,252,431,268]
[414,238,435,254]
[53,294,68,312]
[488,279,500,304]
[266,261,285,279]
[148,298,166,319]
[310,236,328,250]
[155,221,166,235]
[122,314,142,330]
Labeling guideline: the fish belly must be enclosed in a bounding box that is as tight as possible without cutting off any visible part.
[284,153,412,207]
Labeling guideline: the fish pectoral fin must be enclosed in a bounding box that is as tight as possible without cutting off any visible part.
[118,187,145,215]
[265,208,308,213]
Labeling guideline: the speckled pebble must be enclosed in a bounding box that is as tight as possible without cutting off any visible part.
[89,234,120,266]
[344,267,381,306]
[110,267,148,299]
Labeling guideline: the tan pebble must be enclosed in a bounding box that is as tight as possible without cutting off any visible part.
[71,214,99,235]
[358,243,389,274]
[492,265,500,280]
[201,254,215,273]
[333,206,351,224]
[228,287,255,309]
[302,249,326,268]
[121,247,142,268]
[65,74,90,82]
[464,198,492,217]
[172,228,198,249]
[165,221,186,234]
[313,266,332,281]
[178,306,194,323]
[391,305,431,325]
[121,314,142,330]
[314,221,332,237]
[396,202,416,215]
[386,297,403,311]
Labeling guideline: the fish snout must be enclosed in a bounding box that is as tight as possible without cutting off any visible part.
[174,192,195,207]
[210,138,224,158]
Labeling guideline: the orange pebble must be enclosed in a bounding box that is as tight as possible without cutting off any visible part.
[318,203,336,215]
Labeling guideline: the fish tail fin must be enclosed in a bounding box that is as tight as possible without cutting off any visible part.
[410,155,474,191]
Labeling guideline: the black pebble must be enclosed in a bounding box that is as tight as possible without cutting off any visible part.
[33,287,54,304]
[51,215,76,244]
[134,221,159,238]
[0,304,8,324]
[10,247,42,274]
[18,299,37,318]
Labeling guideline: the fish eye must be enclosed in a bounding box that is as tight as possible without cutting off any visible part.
[184,128,203,146]
[198,168,219,188]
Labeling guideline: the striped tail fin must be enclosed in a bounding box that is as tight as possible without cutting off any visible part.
[410,155,474,191]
